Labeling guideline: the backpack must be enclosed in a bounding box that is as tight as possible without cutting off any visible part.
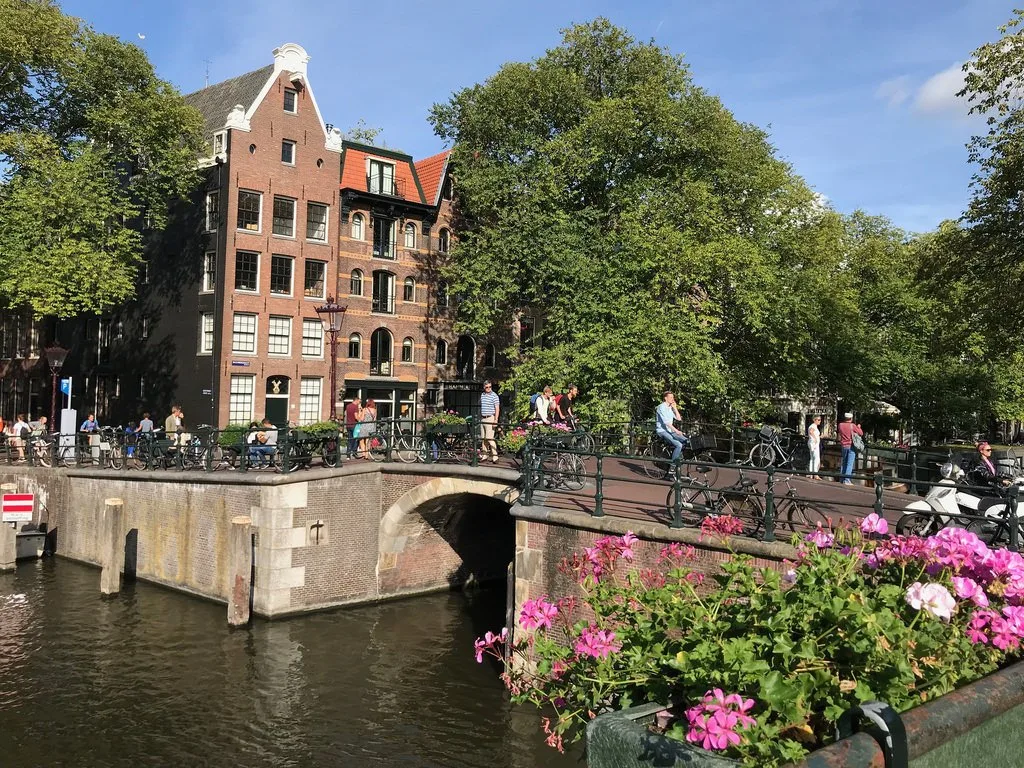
[851,432,865,454]
[529,392,543,411]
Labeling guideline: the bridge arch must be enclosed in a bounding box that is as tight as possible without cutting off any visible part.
[378,476,519,594]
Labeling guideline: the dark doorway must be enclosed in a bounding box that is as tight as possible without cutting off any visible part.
[265,376,290,426]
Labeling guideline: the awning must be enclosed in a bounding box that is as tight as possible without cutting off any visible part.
[871,400,901,416]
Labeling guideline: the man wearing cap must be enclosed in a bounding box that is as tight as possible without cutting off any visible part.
[836,412,863,485]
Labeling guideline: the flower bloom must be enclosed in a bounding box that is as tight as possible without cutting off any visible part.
[952,576,989,607]
[860,513,889,536]
[473,627,508,662]
[574,624,621,659]
[520,596,558,631]
[906,582,957,621]
[805,524,834,550]
[700,514,745,540]
[685,689,757,751]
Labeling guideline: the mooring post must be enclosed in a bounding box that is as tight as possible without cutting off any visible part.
[0,483,16,572]
[100,498,124,595]
[228,515,253,627]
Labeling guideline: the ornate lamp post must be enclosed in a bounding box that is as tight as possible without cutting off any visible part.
[314,297,346,421]
[44,342,69,431]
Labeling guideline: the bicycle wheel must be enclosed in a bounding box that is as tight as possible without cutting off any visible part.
[666,480,713,527]
[687,452,719,487]
[749,444,775,468]
[35,442,52,468]
[320,437,340,468]
[60,445,77,468]
[395,434,420,464]
[368,434,389,462]
[108,445,124,470]
[574,432,596,453]
[895,512,939,537]
[642,442,670,479]
[783,498,836,533]
[556,453,585,491]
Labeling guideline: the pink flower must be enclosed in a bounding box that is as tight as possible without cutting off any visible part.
[473,627,508,662]
[684,690,757,751]
[574,624,621,659]
[620,532,638,560]
[520,597,559,631]
[782,568,797,585]
[860,513,889,536]
[905,582,957,621]
[700,514,745,540]
[805,523,834,550]
[952,576,989,607]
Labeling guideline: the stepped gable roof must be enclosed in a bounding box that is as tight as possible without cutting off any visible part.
[183,64,275,139]
[340,141,427,205]
[414,149,450,207]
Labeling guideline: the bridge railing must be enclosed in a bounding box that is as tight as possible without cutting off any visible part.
[518,435,1024,551]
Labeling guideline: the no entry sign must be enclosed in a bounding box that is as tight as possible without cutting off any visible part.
[2,493,34,522]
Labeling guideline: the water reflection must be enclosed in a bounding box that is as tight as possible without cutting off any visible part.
[0,559,581,767]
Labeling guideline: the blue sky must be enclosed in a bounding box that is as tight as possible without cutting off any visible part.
[60,0,1013,233]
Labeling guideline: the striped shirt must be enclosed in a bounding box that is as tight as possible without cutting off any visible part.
[480,390,500,417]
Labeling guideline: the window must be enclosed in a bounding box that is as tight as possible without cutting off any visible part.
[520,316,535,350]
[232,313,257,353]
[234,251,258,291]
[435,339,448,365]
[141,316,149,340]
[299,378,321,424]
[281,139,296,165]
[213,132,225,156]
[270,254,293,295]
[436,281,449,308]
[301,319,323,357]
[306,202,328,242]
[485,342,496,368]
[139,262,149,285]
[443,176,454,201]
[237,191,261,231]
[373,217,395,259]
[370,328,393,375]
[284,88,298,114]
[438,228,450,253]
[350,269,363,296]
[273,196,296,237]
[368,159,395,195]
[402,337,414,363]
[348,333,361,359]
[205,191,219,231]
[267,316,292,356]
[199,313,214,354]
[404,222,416,249]
[351,213,364,240]
[304,260,326,299]
[372,271,395,314]
[229,375,255,424]
[403,277,415,302]
[202,251,216,292]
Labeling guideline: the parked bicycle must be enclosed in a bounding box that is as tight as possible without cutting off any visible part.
[747,426,809,469]
[640,432,718,484]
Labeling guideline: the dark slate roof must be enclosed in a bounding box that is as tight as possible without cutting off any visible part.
[183,64,275,139]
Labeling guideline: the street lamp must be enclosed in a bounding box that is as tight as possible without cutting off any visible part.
[314,297,347,421]
[44,342,69,432]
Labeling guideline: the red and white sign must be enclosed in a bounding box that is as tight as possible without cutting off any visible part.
[2,493,34,523]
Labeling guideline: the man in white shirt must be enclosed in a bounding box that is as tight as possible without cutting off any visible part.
[11,413,30,460]
[655,392,688,466]
[535,386,554,424]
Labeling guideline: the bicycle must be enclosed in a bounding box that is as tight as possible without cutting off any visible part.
[640,432,718,484]
[747,426,809,469]
[526,443,586,492]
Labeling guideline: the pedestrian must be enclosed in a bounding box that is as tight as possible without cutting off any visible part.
[344,396,361,458]
[480,380,500,463]
[807,415,822,480]
[655,392,688,477]
[79,412,99,433]
[553,384,578,427]
[138,412,154,433]
[358,399,377,459]
[164,405,181,436]
[11,413,29,461]
[837,412,863,485]
[534,386,554,425]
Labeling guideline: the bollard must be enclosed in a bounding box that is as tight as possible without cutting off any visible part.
[762,467,777,542]
[228,515,253,627]
[593,453,605,518]
[874,473,885,518]
[1,482,17,572]
[100,498,125,595]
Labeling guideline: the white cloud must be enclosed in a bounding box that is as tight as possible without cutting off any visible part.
[875,75,912,108]
[914,62,967,116]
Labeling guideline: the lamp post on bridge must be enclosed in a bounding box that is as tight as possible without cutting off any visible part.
[44,342,69,432]
[314,297,347,421]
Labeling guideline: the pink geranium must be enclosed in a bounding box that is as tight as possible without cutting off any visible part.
[574,624,620,659]
[685,689,757,751]
[520,596,559,631]
[952,576,989,607]
[805,523,834,550]
[860,513,889,536]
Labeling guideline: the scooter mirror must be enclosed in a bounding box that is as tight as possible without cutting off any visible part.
[939,462,956,480]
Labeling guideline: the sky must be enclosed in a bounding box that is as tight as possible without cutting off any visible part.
[58,0,1015,233]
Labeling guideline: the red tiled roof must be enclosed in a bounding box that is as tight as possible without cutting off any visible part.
[340,145,425,203]
[414,150,450,207]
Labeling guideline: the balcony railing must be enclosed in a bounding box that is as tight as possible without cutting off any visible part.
[370,357,393,376]
[371,295,395,314]
[367,176,406,198]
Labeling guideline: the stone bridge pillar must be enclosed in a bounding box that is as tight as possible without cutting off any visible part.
[250,483,309,617]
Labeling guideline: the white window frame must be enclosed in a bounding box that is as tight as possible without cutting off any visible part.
[298,377,322,425]
[435,339,448,365]
[269,254,294,296]
[213,131,226,156]
[283,88,298,114]
[403,277,415,303]
[141,316,149,340]
[348,332,361,359]
[401,337,414,363]
[272,196,296,238]
[205,191,219,232]
[234,250,260,293]
[303,260,326,300]
[306,202,328,242]
[281,139,296,166]
[231,312,257,354]
[199,313,214,354]
[202,251,216,293]
[367,158,396,195]
[351,213,364,240]
[301,318,324,358]
[229,375,255,424]
[267,315,292,356]
[236,190,262,233]
[404,222,416,249]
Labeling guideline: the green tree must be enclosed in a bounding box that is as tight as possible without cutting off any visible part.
[0,0,205,317]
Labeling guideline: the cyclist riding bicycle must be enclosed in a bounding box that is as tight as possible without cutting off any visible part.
[655,391,689,467]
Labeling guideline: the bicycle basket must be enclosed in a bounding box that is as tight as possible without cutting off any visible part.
[690,433,717,452]
[758,425,775,442]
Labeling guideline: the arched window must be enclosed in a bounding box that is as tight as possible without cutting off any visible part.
[402,337,414,363]
[438,228,450,253]
[436,281,449,308]
[370,328,393,375]
[456,335,475,380]
[351,213,364,240]
[350,269,363,296]
[403,277,415,302]
[371,270,395,314]
[435,339,448,365]
[348,333,361,359]
[484,342,496,368]
[404,222,416,249]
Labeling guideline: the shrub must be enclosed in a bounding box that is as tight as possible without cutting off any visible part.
[475,517,1024,766]
[299,420,342,438]
[498,421,572,454]
[424,410,468,430]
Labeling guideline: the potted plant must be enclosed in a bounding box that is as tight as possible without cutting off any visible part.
[474,515,1024,766]
[424,410,469,435]
[499,421,575,462]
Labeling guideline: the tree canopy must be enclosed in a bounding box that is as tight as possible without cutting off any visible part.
[0,0,205,317]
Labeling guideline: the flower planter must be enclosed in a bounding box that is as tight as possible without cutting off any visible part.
[426,423,468,436]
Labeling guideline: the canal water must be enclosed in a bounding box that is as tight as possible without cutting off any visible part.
[0,559,582,767]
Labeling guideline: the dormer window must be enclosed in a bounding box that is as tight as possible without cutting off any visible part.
[213,131,226,156]
[368,159,395,196]
[284,88,298,114]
